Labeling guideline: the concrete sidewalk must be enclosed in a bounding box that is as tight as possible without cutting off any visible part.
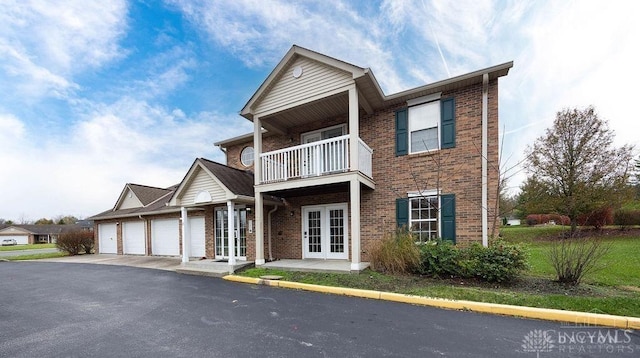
[34,254,252,276]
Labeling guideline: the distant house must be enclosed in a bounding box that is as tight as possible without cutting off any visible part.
[0,224,87,244]
[91,45,513,271]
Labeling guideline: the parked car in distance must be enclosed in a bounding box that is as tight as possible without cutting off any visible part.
[2,239,18,246]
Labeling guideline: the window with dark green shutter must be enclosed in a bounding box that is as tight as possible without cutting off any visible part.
[441,97,455,149]
[399,96,456,154]
[440,194,456,243]
[395,198,409,228]
[395,109,408,156]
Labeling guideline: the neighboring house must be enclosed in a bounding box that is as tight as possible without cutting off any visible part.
[91,45,512,271]
[0,224,86,244]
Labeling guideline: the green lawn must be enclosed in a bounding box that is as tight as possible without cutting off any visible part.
[2,252,68,260]
[238,226,640,317]
[0,243,56,251]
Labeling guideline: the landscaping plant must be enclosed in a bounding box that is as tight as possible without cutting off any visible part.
[548,237,610,286]
[56,230,95,256]
[369,228,420,274]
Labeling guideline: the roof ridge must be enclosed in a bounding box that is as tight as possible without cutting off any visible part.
[198,157,253,175]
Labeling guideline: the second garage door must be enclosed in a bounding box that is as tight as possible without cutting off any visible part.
[123,221,145,255]
[151,219,179,256]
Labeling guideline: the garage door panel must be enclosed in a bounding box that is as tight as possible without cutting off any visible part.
[151,219,179,256]
[98,223,117,254]
[123,221,145,255]
[189,217,205,258]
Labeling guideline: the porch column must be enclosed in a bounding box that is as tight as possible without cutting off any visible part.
[227,201,236,266]
[254,114,265,266]
[254,115,262,186]
[348,85,359,172]
[255,192,265,265]
[181,207,190,263]
[350,178,361,271]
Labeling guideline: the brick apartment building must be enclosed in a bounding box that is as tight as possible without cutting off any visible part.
[91,45,512,272]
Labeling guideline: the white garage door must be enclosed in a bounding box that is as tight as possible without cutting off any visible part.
[98,223,117,254]
[151,219,180,256]
[123,221,145,255]
[189,217,206,258]
[2,235,28,245]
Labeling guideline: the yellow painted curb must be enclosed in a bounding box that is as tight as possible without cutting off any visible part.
[222,275,639,329]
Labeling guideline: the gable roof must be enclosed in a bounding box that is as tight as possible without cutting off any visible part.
[113,183,173,211]
[169,158,256,206]
[90,183,178,220]
[225,45,512,146]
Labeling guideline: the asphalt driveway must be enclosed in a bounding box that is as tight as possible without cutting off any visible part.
[1,262,638,357]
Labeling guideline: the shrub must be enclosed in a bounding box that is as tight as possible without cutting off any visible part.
[370,228,420,274]
[548,237,610,286]
[613,209,640,230]
[525,213,570,226]
[577,207,613,229]
[415,240,461,278]
[56,230,95,256]
[464,240,529,283]
[414,239,528,283]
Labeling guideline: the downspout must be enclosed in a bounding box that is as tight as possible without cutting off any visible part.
[481,73,489,248]
[267,205,278,261]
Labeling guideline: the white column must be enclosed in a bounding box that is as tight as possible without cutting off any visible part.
[181,207,189,263]
[348,86,359,172]
[253,115,265,266]
[254,116,262,186]
[350,178,361,271]
[227,201,236,266]
[254,192,265,265]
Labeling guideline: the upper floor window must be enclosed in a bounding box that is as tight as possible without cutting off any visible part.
[240,146,254,167]
[409,101,440,153]
[301,124,346,144]
[395,94,455,156]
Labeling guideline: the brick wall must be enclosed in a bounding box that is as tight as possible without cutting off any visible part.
[223,80,500,262]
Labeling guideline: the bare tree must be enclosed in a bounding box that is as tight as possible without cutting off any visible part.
[525,106,634,233]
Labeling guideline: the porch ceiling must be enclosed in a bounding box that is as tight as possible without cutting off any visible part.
[260,92,353,132]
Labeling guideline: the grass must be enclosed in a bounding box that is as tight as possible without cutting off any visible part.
[2,252,68,261]
[0,243,56,251]
[238,226,640,317]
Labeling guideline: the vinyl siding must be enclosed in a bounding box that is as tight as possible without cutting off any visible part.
[119,189,143,209]
[254,57,353,115]
[181,168,227,204]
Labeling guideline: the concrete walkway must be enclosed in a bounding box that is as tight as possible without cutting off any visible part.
[34,254,252,277]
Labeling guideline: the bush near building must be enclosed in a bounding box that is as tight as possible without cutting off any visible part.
[56,230,94,255]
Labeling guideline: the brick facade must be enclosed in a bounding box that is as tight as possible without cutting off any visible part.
[224,80,500,262]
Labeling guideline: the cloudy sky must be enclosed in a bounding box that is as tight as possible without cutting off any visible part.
[1,0,638,222]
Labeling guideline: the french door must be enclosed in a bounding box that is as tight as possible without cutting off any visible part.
[215,208,247,260]
[302,203,348,259]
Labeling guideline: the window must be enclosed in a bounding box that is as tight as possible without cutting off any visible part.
[409,195,439,243]
[395,96,455,156]
[396,193,456,243]
[409,101,440,153]
[240,146,254,167]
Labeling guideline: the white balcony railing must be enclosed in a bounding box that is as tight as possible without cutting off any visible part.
[259,135,372,184]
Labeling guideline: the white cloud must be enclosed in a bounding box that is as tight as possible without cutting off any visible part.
[0,0,128,100]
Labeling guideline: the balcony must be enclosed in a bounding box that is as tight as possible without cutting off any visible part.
[259,134,372,184]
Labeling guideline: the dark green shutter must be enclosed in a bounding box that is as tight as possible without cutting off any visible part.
[395,108,408,156]
[440,194,456,243]
[396,198,409,228]
[441,97,455,149]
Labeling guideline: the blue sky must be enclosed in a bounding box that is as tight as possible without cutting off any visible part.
[1,0,639,222]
